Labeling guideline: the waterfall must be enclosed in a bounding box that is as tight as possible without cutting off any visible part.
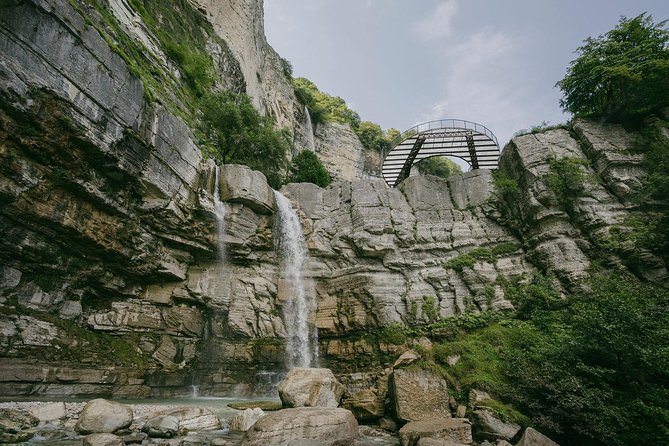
[303,105,316,152]
[213,165,227,260]
[273,191,318,368]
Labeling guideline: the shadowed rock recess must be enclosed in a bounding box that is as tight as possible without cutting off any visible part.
[0,0,666,404]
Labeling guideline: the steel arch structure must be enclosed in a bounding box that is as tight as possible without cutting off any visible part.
[381,119,500,187]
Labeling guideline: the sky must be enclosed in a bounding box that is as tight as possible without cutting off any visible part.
[265,0,669,150]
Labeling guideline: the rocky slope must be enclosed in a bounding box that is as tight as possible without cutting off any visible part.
[0,0,667,400]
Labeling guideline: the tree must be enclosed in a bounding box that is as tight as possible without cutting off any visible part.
[287,150,331,187]
[199,90,289,189]
[556,14,669,120]
[416,156,462,179]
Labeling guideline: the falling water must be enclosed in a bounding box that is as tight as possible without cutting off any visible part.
[273,191,318,368]
[213,165,227,260]
[303,105,316,152]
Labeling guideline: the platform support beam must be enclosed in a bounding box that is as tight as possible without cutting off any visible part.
[393,135,426,187]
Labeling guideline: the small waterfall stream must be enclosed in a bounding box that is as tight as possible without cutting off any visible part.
[273,190,318,368]
[214,165,227,260]
[303,105,316,152]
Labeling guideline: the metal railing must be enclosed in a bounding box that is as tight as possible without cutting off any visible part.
[384,119,499,159]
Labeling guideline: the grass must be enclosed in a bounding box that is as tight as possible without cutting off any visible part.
[444,243,521,272]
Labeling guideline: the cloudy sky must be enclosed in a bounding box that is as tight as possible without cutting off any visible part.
[265,0,668,148]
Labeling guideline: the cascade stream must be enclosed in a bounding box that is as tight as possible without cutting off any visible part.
[303,105,316,152]
[214,165,227,260]
[273,191,319,368]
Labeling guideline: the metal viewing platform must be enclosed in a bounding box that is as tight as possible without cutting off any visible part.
[381,119,500,187]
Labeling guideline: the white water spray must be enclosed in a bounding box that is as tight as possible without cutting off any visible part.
[273,191,318,368]
[303,105,316,152]
[214,165,227,260]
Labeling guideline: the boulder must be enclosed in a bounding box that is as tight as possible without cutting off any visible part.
[390,368,451,422]
[75,399,133,434]
[417,438,469,446]
[220,164,274,214]
[83,433,123,446]
[471,409,521,441]
[516,427,560,446]
[393,350,421,368]
[239,407,358,446]
[399,418,472,446]
[468,389,491,407]
[343,388,385,421]
[278,367,346,408]
[0,409,38,444]
[30,402,67,423]
[230,408,266,432]
[151,406,220,431]
[142,415,179,438]
[120,432,147,444]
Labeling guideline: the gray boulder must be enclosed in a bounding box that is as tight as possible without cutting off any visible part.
[230,408,266,432]
[142,415,179,438]
[278,367,346,408]
[220,164,274,214]
[399,418,472,446]
[83,433,123,446]
[0,409,38,444]
[239,407,358,446]
[516,427,560,446]
[471,409,521,441]
[75,399,133,434]
[29,402,67,423]
[391,368,451,422]
[150,406,219,431]
[343,388,385,421]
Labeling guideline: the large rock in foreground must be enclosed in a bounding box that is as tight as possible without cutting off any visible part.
[83,433,123,446]
[471,409,521,441]
[230,408,266,432]
[75,399,133,434]
[399,418,472,446]
[391,368,451,422]
[239,407,358,446]
[517,427,560,446]
[278,368,346,408]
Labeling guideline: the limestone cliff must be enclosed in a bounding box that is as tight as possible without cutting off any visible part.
[0,0,666,398]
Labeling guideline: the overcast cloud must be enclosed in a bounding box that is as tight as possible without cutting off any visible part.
[265,0,669,151]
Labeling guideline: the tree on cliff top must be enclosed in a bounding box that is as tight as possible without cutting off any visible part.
[287,150,331,187]
[199,90,289,188]
[557,14,669,121]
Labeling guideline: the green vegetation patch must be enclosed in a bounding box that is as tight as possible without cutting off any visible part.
[287,150,331,187]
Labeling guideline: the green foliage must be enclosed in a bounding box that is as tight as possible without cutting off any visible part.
[503,273,565,321]
[492,170,519,198]
[504,273,669,445]
[544,157,594,213]
[162,41,214,97]
[422,296,440,323]
[491,242,521,256]
[280,57,293,79]
[199,91,289,189]
[292,77,360,128]
[354,121,400,153]
[556,14,669,120]
[416,156,463,179]
[287,150,331,187]
[444,254,476,272]
[477,399,531,426]
[378,323,408,345]
[444,247,503,271]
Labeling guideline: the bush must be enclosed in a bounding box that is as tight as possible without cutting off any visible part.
[292,77,360,128]
[199,90,289,188]
[416,156,463,179]
[556,14,669,121]
[544,157,594,214]
[287,150,331,187]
